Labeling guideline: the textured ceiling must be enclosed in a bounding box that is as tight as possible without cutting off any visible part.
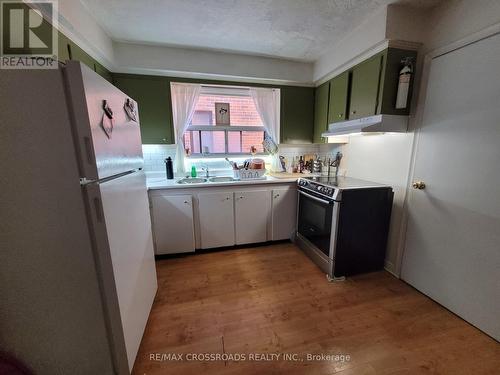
[81,0,441,62]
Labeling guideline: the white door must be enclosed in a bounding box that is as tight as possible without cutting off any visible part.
[271,188,297,241]
[401,33,500,341]
[98,171,157,370]
[234,190,271,245]
[150,194,195,254]
[198,192,235,249]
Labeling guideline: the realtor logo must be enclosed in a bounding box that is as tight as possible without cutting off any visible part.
[1,0,58,69]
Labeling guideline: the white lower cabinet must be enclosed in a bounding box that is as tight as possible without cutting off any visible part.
[149,184,297,254]
[234,190,271,245]
[198,192,235,249]
[271,188,297,241]
[150,194,195,254]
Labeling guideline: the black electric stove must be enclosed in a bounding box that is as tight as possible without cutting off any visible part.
[295,176,394,281]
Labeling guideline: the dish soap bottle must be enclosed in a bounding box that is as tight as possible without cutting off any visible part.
[190,165,197,178]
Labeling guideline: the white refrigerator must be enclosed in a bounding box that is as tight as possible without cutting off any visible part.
[0,61,157,374]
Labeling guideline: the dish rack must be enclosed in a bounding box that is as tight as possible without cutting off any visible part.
[233,169,266,180]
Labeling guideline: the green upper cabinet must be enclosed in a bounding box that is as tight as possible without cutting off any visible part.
[349,53,383,120]
[113,75,174,144]
[313,82,330,143]
[327,71,349,124]
[280,86,314,144]
[314,47,417,130]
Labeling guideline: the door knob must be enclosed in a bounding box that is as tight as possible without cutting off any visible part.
[412,181,426,190]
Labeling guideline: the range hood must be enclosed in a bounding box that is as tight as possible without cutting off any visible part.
[322,114,409,137]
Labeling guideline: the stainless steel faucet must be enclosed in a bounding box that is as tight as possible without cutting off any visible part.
[201,167,209,178]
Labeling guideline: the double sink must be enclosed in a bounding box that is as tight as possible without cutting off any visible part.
[177,176,237,184]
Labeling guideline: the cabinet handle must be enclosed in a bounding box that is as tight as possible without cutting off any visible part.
[351,110,356,115]
[274,194,280,198]
[239,196,244,199]
[338,113,343,118]
[225,197,230,200]
[183,200,189,204]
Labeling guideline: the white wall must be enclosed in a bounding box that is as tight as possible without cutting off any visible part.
[422,0,500,54]
[313,6,388,83]
[55,0,115,68]
[338,133,414,274]
[113,42,313,86]
[313,3,431,85]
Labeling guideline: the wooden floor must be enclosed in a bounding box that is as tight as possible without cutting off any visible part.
[132,243,500,375]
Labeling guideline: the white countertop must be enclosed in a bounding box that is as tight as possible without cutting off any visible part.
[146,171,301,190]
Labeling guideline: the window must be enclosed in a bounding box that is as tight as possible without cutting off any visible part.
[182,86,267,156]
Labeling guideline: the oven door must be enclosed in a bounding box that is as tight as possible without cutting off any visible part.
[297,189,334,258]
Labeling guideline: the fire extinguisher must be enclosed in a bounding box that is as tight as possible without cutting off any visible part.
[395,57,414,109]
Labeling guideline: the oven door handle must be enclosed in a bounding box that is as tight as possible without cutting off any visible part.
[299,190,333,205]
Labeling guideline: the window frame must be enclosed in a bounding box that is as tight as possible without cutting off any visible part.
[183,85,268,157]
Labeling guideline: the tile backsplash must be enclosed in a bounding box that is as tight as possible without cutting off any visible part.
[141,143,341,173]
[142,144,177,172]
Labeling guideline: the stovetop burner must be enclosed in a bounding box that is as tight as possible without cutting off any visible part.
[306,176,387,189]
[298,176,389,200]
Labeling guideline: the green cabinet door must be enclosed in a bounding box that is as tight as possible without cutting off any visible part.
[280,86,314,144]
[327,71,349,124]
[313,82,330,143]
[113,76,174,144]
[349,54,383,119]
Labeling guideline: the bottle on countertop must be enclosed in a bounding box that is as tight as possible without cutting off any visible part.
[165,157,174,180]
[291,156,297,173]
[191,165,197,178]
[298,155,305,173]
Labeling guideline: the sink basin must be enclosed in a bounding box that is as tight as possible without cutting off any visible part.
[177,177,207,184]
[209,176,236,183]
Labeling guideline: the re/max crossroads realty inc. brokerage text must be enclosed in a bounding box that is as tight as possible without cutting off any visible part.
[149,352,352,363]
